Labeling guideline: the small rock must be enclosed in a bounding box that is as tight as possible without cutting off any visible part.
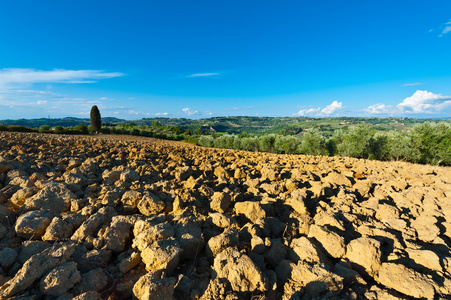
[118,251,141,274]
[120,168,140,183]
[42,217,73,241]
[133,272,177,300]
[0,247,18,270]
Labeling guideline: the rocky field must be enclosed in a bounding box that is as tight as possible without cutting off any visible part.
[0,131,450,300]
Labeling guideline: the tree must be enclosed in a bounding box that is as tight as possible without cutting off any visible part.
[90,106,101,133]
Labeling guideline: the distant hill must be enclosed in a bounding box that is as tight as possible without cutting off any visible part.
[1,116,449,136]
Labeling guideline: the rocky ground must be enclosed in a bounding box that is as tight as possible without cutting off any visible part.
[0,132,450,300]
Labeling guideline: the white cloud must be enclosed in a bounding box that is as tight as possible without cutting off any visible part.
[437,19,451,37]
[364,103,394,114]
[155,112,168,116]
[402,82,422,86]
[0,68,124,88]
[397,90,451,113]
[365,90,451,115]
[182,108,200,115]
[186,73,219,78]
[321,101,343,115]
[37,100,47,105]
[296,107,320,116]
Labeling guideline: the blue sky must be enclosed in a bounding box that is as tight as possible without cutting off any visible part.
[1,1,450,120]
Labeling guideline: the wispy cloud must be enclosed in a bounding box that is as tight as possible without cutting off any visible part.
[365,90,451,115]
[186,73,219,78]
[0,68,124,88]
[155,112,168,116]
[402,82,423,86]
[364,103,394,114]
[182,107,200,116]
[296,107,320,116]
[432,19,451,37]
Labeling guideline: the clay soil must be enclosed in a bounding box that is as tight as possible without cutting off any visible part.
[0,131,451,299]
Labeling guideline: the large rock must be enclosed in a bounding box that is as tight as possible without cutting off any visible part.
[133,222,174,252]
[0,244,74,299]
[411,216,440,242]
[39,261,81,296]
[99,215,135,252]
[15,209,54,239]
[291,260,343,297]
[138,193,166,215]
[22,182,74,214]
[71,206,116,243]
[213,247,268,292]
[42,217,74,241]
[287,189,309,215]
[345,236,382,277]
[141,239,182,274]
[72,267,108,295]
[210,192,232,213]
[234,201,266,223]
[205,227,238,258]
[377,262,436,299]
[175,223,204,259]
[308,224,346,258]
[0,247,18,270]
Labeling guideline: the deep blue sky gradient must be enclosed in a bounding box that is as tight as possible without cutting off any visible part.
[1,1,450,119]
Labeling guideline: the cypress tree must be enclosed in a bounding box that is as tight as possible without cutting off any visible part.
[90,105,101,133]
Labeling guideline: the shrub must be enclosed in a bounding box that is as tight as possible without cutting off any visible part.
[74,124,89,134]
[274,135,300,154]
[53,126,65,134]
[300,128,328,156]
[333,124,374,158]
[39,125,52,133]
[258,134,277,153]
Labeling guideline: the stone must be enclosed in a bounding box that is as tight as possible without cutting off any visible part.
[234,201,266,223]
[291,260,343,296]
[138,193,166,215]
[118,251,141,274]
[102,169,121,186]
[308,224,346,258]
[121,190,143,207]
[406,248,442,272]
[71,206,116,243]
[39,261,81,296]
[175,223,204,259]
[10,187,39,209]
[22,182,74,214]
[15,210,54,239]
[289,236,324,264]
[99,215,134,252]
[210,192,232,213]
[377,262,435,299]
[207,212,239,229]
[345,237,382,277]
[42,217,73,241]
[141,239,182,274]
[72,268,108,295]
[411,215,440,242]
[0,244,74,299]
[205,227,239,258]
[213,247,268,292]
[120,168,140,183]
[133,272,176,300]
[265,239,287,268]
[0,247,18,270]
[287,189,309,215]
[133,222,174,252]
